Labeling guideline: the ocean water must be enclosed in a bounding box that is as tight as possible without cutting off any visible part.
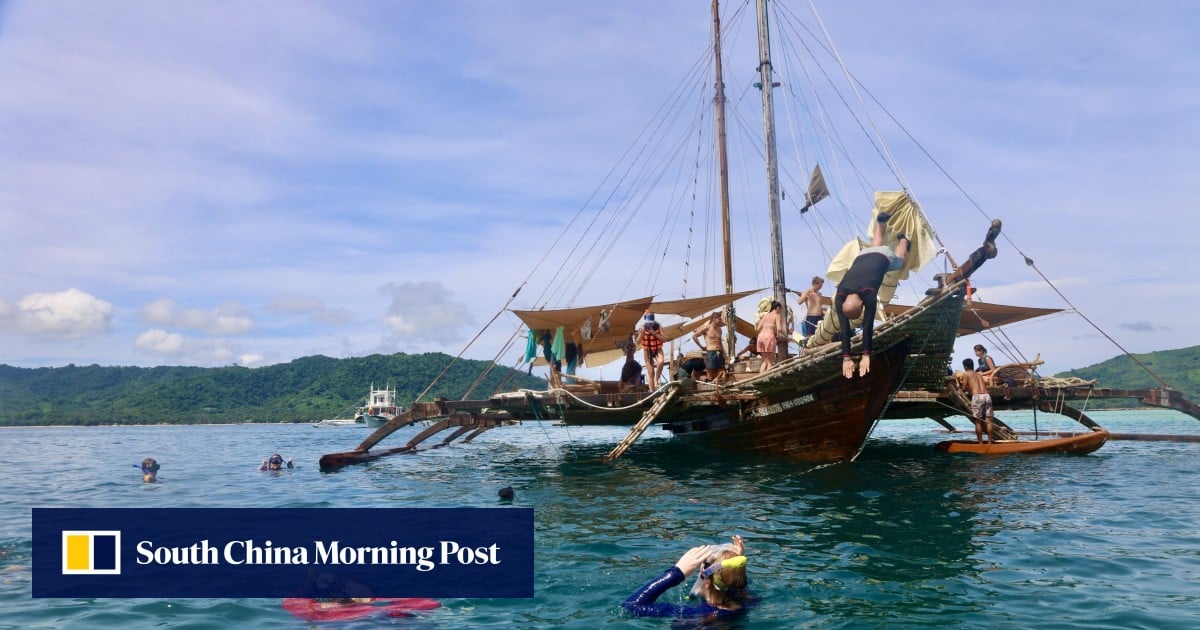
[2,409,1199,629]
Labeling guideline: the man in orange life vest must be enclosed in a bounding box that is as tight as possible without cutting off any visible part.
[636,312,666,385]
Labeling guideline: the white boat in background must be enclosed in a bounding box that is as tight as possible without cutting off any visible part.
[312,417,362,428]
[354,384,402,428]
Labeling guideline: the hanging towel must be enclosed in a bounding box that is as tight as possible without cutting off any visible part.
[551,326,566,360]
[524,328,537,362]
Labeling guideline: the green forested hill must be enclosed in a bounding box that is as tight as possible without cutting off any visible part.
[6,346,1196,426]
[1055,345,1200,403]
[0,353,547,426]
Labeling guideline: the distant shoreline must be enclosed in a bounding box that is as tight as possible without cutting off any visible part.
[0,407,1176,430]
[0,422,312,429]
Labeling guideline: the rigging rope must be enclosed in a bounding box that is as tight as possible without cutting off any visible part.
[1018,255,1172,389]
[414,284,525,404]
[784,42,1173,389]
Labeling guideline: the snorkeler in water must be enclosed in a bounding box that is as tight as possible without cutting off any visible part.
[622,534,749,619]
[135,457,160,482]
[260,454,293,471]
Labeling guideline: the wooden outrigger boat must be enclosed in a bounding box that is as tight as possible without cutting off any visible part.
[320,0,1012,469]
[934,428,1109,455]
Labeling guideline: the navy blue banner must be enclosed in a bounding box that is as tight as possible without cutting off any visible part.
[34,508,534,598]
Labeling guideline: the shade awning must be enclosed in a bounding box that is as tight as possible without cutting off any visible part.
[512,289,766,368]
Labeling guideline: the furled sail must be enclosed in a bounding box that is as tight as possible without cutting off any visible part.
[826,190,935,305]
[806,191,936,348]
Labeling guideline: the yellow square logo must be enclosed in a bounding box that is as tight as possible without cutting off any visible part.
[61,531,121,575]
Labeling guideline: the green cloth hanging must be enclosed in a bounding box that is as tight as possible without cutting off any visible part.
[551,326,566,360]
[524,328,537,362]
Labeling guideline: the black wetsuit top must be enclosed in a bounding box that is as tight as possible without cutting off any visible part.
[834,250,894,358]
[622,567,743,619]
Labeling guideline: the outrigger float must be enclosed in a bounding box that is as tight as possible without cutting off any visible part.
[887,359,1200,455]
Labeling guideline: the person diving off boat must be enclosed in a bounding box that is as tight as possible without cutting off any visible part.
[835,212,909,379]
[622,534,750,620]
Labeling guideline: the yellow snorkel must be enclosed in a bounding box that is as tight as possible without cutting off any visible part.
[700,555,747,591]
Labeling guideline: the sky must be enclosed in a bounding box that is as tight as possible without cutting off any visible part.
[1,0,1198,382]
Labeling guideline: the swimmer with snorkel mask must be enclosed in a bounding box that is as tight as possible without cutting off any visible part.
[260,454,293,471]
[134,457,160,483]
[622,534,750,619]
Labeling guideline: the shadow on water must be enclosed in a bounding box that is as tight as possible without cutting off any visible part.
[472,433,1015,627]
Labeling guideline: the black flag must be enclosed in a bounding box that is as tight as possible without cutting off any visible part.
[799,164,829,213]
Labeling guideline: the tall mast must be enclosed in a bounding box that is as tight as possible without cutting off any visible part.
[755,0,788,353]
[712,0,736,355]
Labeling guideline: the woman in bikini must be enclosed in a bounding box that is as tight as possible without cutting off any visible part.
[756,301,784,374]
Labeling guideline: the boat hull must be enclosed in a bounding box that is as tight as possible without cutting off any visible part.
[313,418,364,428]
[934,429,1109,455]
[355,414,392,428]
[663,339,911,462]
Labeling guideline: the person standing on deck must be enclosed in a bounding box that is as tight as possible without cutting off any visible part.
[835,213,909,379]
[793,276,826,338]
[957,358,995,443]
[692,311,727,382]
[756,301,785,374]
[635,313,666,385]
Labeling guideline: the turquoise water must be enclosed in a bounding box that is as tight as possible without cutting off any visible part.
[2,410,1199,628]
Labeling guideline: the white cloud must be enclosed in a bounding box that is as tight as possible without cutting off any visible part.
[0,288,113,339]
[266,295,351,326]
[379,281,472,343]
[135,329,185,355]
[134,328,242,365]
[140,298,254,335]
[239,353,265,367]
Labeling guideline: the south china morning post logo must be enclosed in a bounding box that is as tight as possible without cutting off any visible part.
[61,530,121,575]
[34,507,534,598]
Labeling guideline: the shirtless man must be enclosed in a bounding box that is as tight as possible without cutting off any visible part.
[957,358,994,443]
[691,311,727,381]
[793,276,826,337]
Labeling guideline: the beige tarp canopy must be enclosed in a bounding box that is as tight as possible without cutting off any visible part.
[650,289,761,319]
[513,296,653,368]
[512,289,763,368]
[952,301,1062,336]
